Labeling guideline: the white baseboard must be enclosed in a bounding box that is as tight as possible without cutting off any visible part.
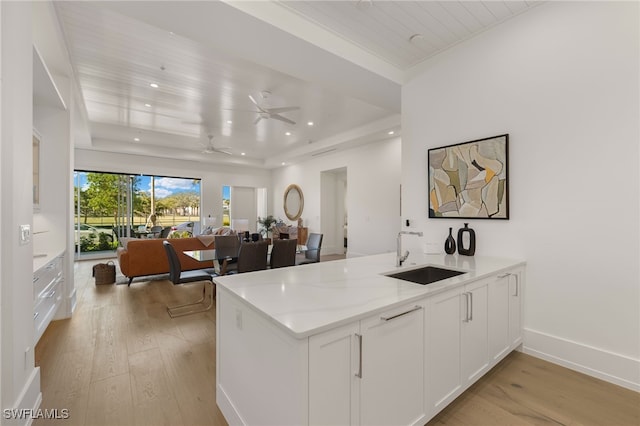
[3,367,41,426]
[217,384,245,425]
[523,328,640,392]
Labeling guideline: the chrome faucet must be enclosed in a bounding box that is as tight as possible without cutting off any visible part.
[397,231,423,267]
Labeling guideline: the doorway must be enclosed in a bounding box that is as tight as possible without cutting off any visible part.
[320,167,347,256]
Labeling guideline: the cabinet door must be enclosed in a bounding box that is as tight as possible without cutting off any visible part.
[309,322,360,426]
[488,274,511,364]
[509,272,523,347]
[360,301,426,426]
[427,287,462,412]
[461,280,489,385]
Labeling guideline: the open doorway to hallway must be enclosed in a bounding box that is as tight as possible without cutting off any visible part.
[320,167,347,256]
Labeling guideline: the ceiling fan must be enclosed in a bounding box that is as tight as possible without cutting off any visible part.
[201,134,232,155]
[248,91,299,125]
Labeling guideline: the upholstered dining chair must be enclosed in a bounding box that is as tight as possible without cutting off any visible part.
[221,240,268,275]
[269,238,297,269]
[297,233,323,265]
[237,240,269,273]
[214,234,240,275]
[162,241,215,318]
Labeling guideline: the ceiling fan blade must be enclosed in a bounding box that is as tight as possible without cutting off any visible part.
[253,116,263,125]
[269,114,296,125]
[214,148,233,155]
[267,106,300,114]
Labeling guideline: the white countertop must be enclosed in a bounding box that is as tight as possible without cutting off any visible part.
[214,252,525,338]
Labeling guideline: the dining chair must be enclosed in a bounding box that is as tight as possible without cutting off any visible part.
[270,238,297,269]
[159,226,172,238]
[214,234,241,275]
[297,233,323,265]
[237,240,269,273]
[162,241,216,318]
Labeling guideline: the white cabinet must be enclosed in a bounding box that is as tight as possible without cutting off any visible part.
[460,279,489,385]
[426,286,463,412]
[509,271,523,347]
[309,322,360,425]
[33,254,64,343]
[427,268,523,416]
[426,278,489,413]
[488,273,511,363]
[309,301,426,426]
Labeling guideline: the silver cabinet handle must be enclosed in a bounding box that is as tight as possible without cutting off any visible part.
[34,312,39,320]
[33,276,40,283]
[469,291,473,321]
[513,274,519,297]
[46,290,56,298]
[463,293,470,322]
[355,333,362,378]
[380,305,422,322]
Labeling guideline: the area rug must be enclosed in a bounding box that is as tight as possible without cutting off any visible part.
[115,273,170,285]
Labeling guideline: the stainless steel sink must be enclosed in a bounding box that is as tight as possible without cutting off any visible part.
[385,266,466,285]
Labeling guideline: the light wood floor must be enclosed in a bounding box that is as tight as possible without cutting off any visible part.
[36,259,639,426]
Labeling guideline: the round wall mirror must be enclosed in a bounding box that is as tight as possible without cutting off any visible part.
[284,184,304,221]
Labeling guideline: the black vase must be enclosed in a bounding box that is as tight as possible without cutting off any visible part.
[457,223,476,256]
[444,227,456,254]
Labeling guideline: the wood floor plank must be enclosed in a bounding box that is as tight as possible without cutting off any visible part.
[125,319,158,355]
[34,347,93,426]
[128,348,184,426]
[85,374,134,426]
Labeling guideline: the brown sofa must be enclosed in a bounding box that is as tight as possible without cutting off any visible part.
[116,237,214,285]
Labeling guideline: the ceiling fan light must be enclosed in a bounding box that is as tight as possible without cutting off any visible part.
[149,82,159,88]
[307,121,314,126]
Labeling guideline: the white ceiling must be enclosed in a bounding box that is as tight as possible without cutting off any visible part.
[54,1,540,169]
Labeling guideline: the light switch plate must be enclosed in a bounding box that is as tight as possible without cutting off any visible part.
[19,224,31,245]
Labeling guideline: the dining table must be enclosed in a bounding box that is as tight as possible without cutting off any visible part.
[183,243,307,274]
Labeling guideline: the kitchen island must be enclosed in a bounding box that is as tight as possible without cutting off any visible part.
[214,252,525,425]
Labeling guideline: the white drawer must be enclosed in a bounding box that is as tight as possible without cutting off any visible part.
[34,256,62,299]
[34,277,63,343]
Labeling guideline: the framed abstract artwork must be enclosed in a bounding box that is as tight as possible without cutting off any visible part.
[428,134,509,219]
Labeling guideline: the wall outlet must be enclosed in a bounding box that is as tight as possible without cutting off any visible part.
[19,224,31,245]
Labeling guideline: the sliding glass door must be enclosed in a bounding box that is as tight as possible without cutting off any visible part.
[74,171,201,258]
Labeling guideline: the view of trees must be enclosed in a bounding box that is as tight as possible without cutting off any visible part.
[74,172,201,226]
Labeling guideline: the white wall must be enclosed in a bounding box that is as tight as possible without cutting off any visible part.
[75,149,271,231]
[0,0,42,416]
[272,137,401,257]
[402,1,639,390]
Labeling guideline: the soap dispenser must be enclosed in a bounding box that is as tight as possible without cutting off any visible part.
[457,223,476,256]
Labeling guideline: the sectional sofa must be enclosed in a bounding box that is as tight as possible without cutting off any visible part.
[116,237,214,285]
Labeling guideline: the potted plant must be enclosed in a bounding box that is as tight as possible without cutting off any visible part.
[257,215,277,239]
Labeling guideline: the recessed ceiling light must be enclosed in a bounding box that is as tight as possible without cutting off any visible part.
[144,103,151,108]
[134,137,140,142]
[285,132,291,136]
[226,120,233,124]
[169,31,175,36]
[241,152,246,156]
[307,121,314,126]
[149,83,159,88]
[281,162,286,166]
[388,130,395,135]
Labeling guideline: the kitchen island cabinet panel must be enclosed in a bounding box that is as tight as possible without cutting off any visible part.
[309,322,360,426]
